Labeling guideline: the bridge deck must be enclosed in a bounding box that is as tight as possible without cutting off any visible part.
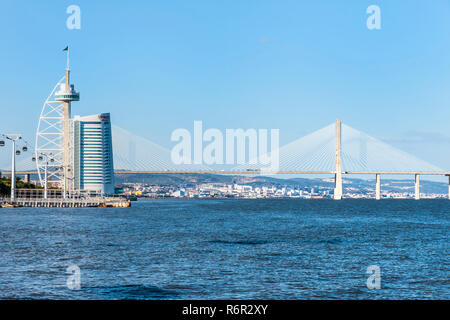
[3,170,450,176]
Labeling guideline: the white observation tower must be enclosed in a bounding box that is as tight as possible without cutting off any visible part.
[35,47,80,190]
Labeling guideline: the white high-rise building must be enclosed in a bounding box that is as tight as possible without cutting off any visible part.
[73,113,115,194]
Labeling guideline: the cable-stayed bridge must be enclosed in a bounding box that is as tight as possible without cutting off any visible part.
[113,121,444,172]
[3,119,450,200]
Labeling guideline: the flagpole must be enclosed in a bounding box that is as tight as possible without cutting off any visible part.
[67,47,70,70]
[64,46,70,88]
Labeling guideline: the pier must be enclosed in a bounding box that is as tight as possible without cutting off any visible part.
[0,197,131,208]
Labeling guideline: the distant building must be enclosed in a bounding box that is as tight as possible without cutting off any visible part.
[171,188,185,197]
[73,113,114,194]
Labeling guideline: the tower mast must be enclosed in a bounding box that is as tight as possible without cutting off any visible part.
[55,46,79,191]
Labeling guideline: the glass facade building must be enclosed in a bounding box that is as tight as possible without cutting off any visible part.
[73,113,114,194]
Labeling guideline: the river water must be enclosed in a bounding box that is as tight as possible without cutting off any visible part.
[0,199,448,299]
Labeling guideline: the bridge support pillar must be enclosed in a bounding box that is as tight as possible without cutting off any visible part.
[376,174,381,200]
[415,174,420,200]
[334,173,343,200]
[448,176,450,200]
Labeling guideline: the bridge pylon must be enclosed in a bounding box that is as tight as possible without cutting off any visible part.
[334,118,343,200]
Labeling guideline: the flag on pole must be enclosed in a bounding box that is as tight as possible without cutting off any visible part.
[63,46,70,70]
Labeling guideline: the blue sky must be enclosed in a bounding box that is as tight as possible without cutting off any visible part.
[0,0,450,170]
